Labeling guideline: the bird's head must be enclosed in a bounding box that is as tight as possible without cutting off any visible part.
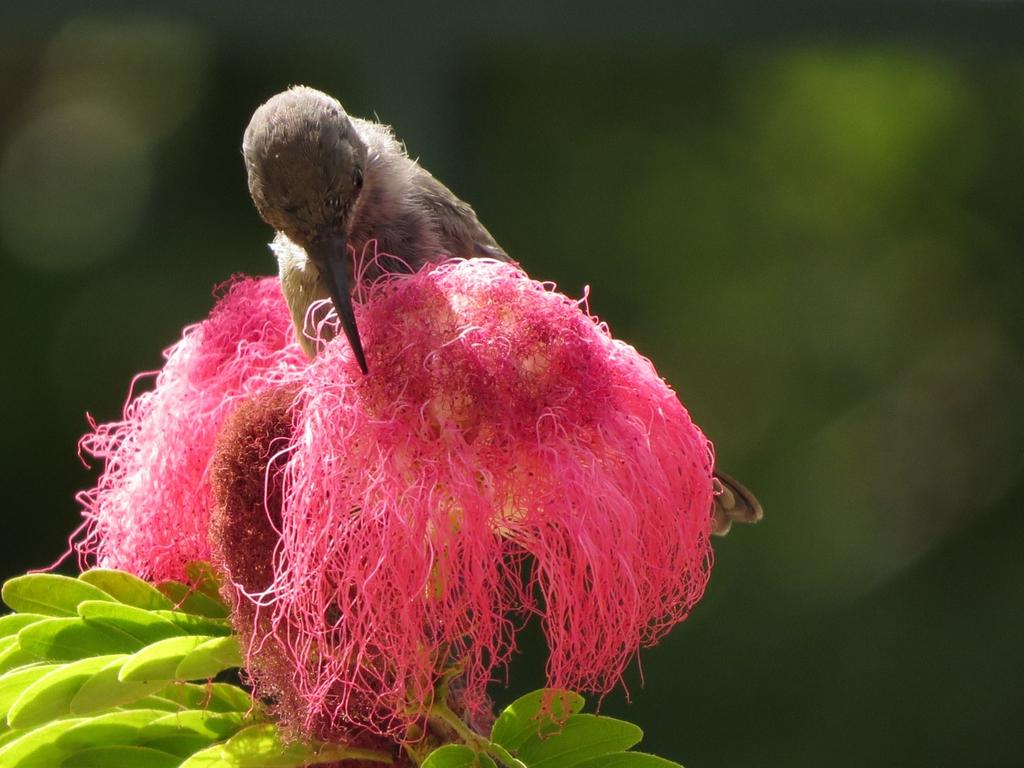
[243,85,369,372]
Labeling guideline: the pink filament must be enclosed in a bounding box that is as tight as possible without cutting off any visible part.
[254,259,714,739]
[74,276,308,582]
[74,255,714,740]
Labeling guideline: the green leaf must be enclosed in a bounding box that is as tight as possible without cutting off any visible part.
[0,644,41,675]
[423,744,497,768]
[56,708,167,749]
[184,562,224,599]
[60,744,182,768]
[573,753,683,768]
[0,664,60,720]
[139,709,246,742]
[77,601,186,645]
[6,654,124,728]
[157,582,229,619]
[17,618,143,661]
[492,689,586,750]
[120,694,191,713]
[119,635,217,683]
[179,724,388,768]
[78,570,174,611]
[153,610,233,637]
[0,634,33,675]
[202,683,255,713]
[516,715,643,768]
[0,726,27,748]
[133,709,248,755]
[134,682,253,714]
[0,717,86,768]
[175,636,243,680]
[145,732,222,757]
[69,656,168,714]
[2,575,114,617]
[0,614,46,639]
[176,724,308,768]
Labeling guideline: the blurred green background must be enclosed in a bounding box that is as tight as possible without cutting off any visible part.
[2,2,1023,766]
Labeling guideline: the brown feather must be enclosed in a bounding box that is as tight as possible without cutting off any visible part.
[711,470,763,536]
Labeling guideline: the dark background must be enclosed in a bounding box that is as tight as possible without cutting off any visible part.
[2,2,1023,766]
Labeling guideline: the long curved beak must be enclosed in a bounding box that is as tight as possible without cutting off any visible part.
[308,233,368,373]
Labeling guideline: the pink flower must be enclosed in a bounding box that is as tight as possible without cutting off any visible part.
[212,259,715,741]
[74,277,308,582]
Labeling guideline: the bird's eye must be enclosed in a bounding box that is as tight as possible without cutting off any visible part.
[353,168,364,190]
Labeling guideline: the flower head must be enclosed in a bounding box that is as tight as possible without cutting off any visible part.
[212,259,715,740]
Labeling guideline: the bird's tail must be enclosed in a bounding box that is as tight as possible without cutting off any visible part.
[711,470,763,536]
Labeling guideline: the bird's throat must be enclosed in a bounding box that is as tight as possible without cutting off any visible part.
[272,233,335,358]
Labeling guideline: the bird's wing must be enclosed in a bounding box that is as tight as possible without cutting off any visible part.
[413,172,509,262]
[711,470,763,536]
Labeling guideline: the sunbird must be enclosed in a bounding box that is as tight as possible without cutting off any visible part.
[242,85,761,534]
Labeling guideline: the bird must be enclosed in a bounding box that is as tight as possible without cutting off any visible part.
[241,85,761,535]
[242,85,507,371]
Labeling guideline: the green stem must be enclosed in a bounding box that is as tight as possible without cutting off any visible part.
[404,741,431,766]
[319,745,395,764]
[429,701,486,748]
[403,722,432,766]
[427,702,528,768]
[487,743,528,768]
